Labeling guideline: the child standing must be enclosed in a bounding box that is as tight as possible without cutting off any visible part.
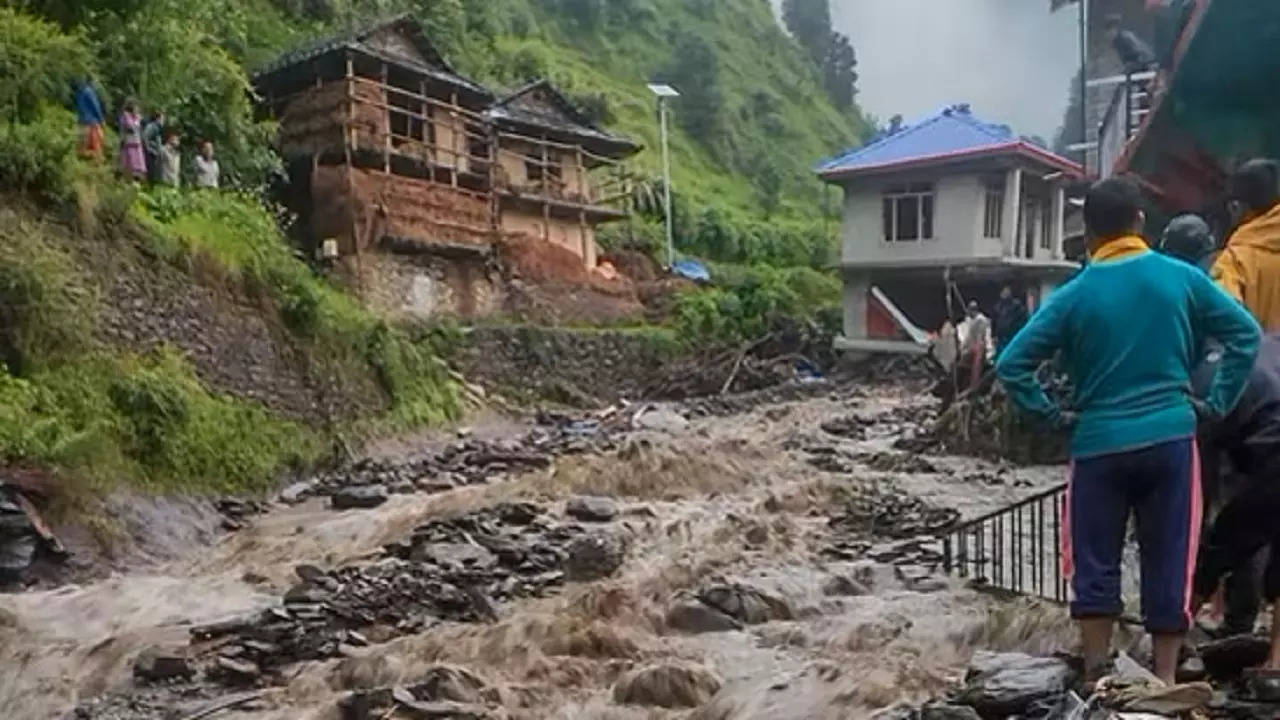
[996,177,1261,685]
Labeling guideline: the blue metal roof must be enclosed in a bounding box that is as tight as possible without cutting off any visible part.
[817,105,1077,178]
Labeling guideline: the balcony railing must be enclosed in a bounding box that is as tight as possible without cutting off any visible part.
[1098,71,1156,179]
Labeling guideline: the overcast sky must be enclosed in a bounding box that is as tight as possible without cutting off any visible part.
[825,0,1081,139]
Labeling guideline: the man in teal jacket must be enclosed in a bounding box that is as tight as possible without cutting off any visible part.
[996,177,1261,685]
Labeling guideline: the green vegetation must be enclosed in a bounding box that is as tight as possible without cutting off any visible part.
[0,0,865,500]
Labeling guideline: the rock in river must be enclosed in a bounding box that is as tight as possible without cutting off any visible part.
[665,599,743,634]
[133,646,194,682]
[566,533,626,582]
[565,495,618,522]
[613,663,722,708]
[331,485,389,510]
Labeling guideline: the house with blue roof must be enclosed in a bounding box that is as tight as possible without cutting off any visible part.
[817,104,1084,354]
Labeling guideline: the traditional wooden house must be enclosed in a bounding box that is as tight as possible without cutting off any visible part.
[254,16,500,316]
[254,18,642,318]
[486,80,641,269]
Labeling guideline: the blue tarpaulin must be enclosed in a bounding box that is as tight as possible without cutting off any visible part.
[671,259,710,282]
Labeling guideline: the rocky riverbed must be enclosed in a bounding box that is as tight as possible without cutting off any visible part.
[1,380,1079,719]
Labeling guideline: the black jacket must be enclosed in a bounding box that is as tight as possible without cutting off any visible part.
[993,297,1028,342]
[1194,334,1280,487]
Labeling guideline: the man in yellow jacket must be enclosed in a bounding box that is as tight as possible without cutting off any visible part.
[1214,159,1280,331]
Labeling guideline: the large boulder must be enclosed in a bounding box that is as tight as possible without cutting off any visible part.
[956,652,1074,719]
[331,485,389,510]
[565,533,626,582]
[665,598,744,634]
[698,584,793,625]
[565,496,618,523]
[613,663,722,708]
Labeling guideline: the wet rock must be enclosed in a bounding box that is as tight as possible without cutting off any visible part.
[612,663,723,708]
[279,480,314,504]
[956,652,1074,718]
[215,656,261,684]
[565,496,618,522]
[665,599,744,634]
[698,584,793,624]
[821,574,870,597]
[920,703,981,720]
[633,407,690,433]
[284,583,331,604]
[1176,655,1207,683]
[565,533,625,581]
[743,522,769,546]
[411,665,490,704]
[1199,634,1271,679]
[331,485,389,510]
[828,485,960,539]
[413,543,497,570]
[132,646,194,682]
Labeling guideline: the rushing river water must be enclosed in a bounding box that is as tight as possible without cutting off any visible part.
[0,386,1079,719]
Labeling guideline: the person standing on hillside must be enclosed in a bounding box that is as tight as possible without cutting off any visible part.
[1214,159,1280,332]
[73,80,105,161]
[996,177,1261,686]
[193,140,220,189]
[141,111,166,184]
[158,133,181,188]
[993,286,1028,357]
[117,100,146,181]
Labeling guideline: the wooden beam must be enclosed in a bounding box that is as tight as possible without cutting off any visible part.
[344,50,363,301]
[381,62,390,174]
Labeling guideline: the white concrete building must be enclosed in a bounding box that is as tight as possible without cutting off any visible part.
[817,105,1085,354]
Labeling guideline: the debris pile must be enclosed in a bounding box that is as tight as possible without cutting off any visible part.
[896,383,1071,466]
[682,380,843,419]
[827,484,960,540]
[338,665,502,720]
[282,413,623,507]
[185,503,586,685]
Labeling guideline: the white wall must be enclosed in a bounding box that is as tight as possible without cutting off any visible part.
[841,173,990,265]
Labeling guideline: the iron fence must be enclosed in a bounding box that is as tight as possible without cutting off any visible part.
[941,483,1070,603]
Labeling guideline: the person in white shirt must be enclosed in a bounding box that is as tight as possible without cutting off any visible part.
[158,133,181,187]
[194,140,220,189]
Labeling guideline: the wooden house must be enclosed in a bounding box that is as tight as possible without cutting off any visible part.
[253,17,641,318]
[486,80,641,269]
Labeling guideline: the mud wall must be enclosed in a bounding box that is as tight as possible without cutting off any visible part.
[502,210,594,265]
[310,165,491,254]
[278,80,346,157]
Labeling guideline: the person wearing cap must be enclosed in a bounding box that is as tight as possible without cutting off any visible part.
[997,177,1260,685]
[1162,215,1273,638]
[1213,159,1280,331]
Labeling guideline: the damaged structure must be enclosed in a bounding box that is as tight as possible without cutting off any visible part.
[254,16,640,319]
[817,105,1084,354]
[1103,0,1280,220]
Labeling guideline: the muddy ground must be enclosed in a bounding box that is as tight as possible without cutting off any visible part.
[0,380,1082,720]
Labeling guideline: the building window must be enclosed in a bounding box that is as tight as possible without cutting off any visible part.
[882,182,935,242]
[983,182,1004,238]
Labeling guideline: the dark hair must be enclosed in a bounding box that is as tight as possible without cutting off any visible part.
[1084,176,1143,240]
[1229,159,1280,213]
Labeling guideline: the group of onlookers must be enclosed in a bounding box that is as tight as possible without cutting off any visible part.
[74,81,219,189]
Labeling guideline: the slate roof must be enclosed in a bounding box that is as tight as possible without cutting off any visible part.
[486,79,641,157]
[817,105,1082,180]
[253,14,491,99]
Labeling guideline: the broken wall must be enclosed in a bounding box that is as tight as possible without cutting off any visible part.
[278,80,347,157]
[310,165,491,255]
[501,209,595,265]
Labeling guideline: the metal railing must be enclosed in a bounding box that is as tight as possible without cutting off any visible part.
[1097,72,1155,179]
[941,483,1069,603]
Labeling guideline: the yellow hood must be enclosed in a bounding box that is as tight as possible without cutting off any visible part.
[1229,204,1280,253]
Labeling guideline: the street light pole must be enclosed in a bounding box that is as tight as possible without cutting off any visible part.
[659,98,674,269]
[647,83,680,270]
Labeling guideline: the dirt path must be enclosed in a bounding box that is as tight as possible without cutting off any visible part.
[0,383,1078,720]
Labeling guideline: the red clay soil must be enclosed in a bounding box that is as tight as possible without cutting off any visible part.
[498,233,634,298]
[602,250,660,283]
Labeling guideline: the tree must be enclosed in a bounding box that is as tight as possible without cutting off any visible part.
[822,31,858,111]
[659,32,725,146]
[753,160,783,220]
[0,9,94,124]
[782,0,832,67]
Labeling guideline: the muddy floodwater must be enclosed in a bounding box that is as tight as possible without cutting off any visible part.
[0,384,1083,719]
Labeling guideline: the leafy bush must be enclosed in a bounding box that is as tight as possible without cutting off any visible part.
[0,215,96,376]
[0,9,94,124]
[672,264,839,344]
[0,106,80,202]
